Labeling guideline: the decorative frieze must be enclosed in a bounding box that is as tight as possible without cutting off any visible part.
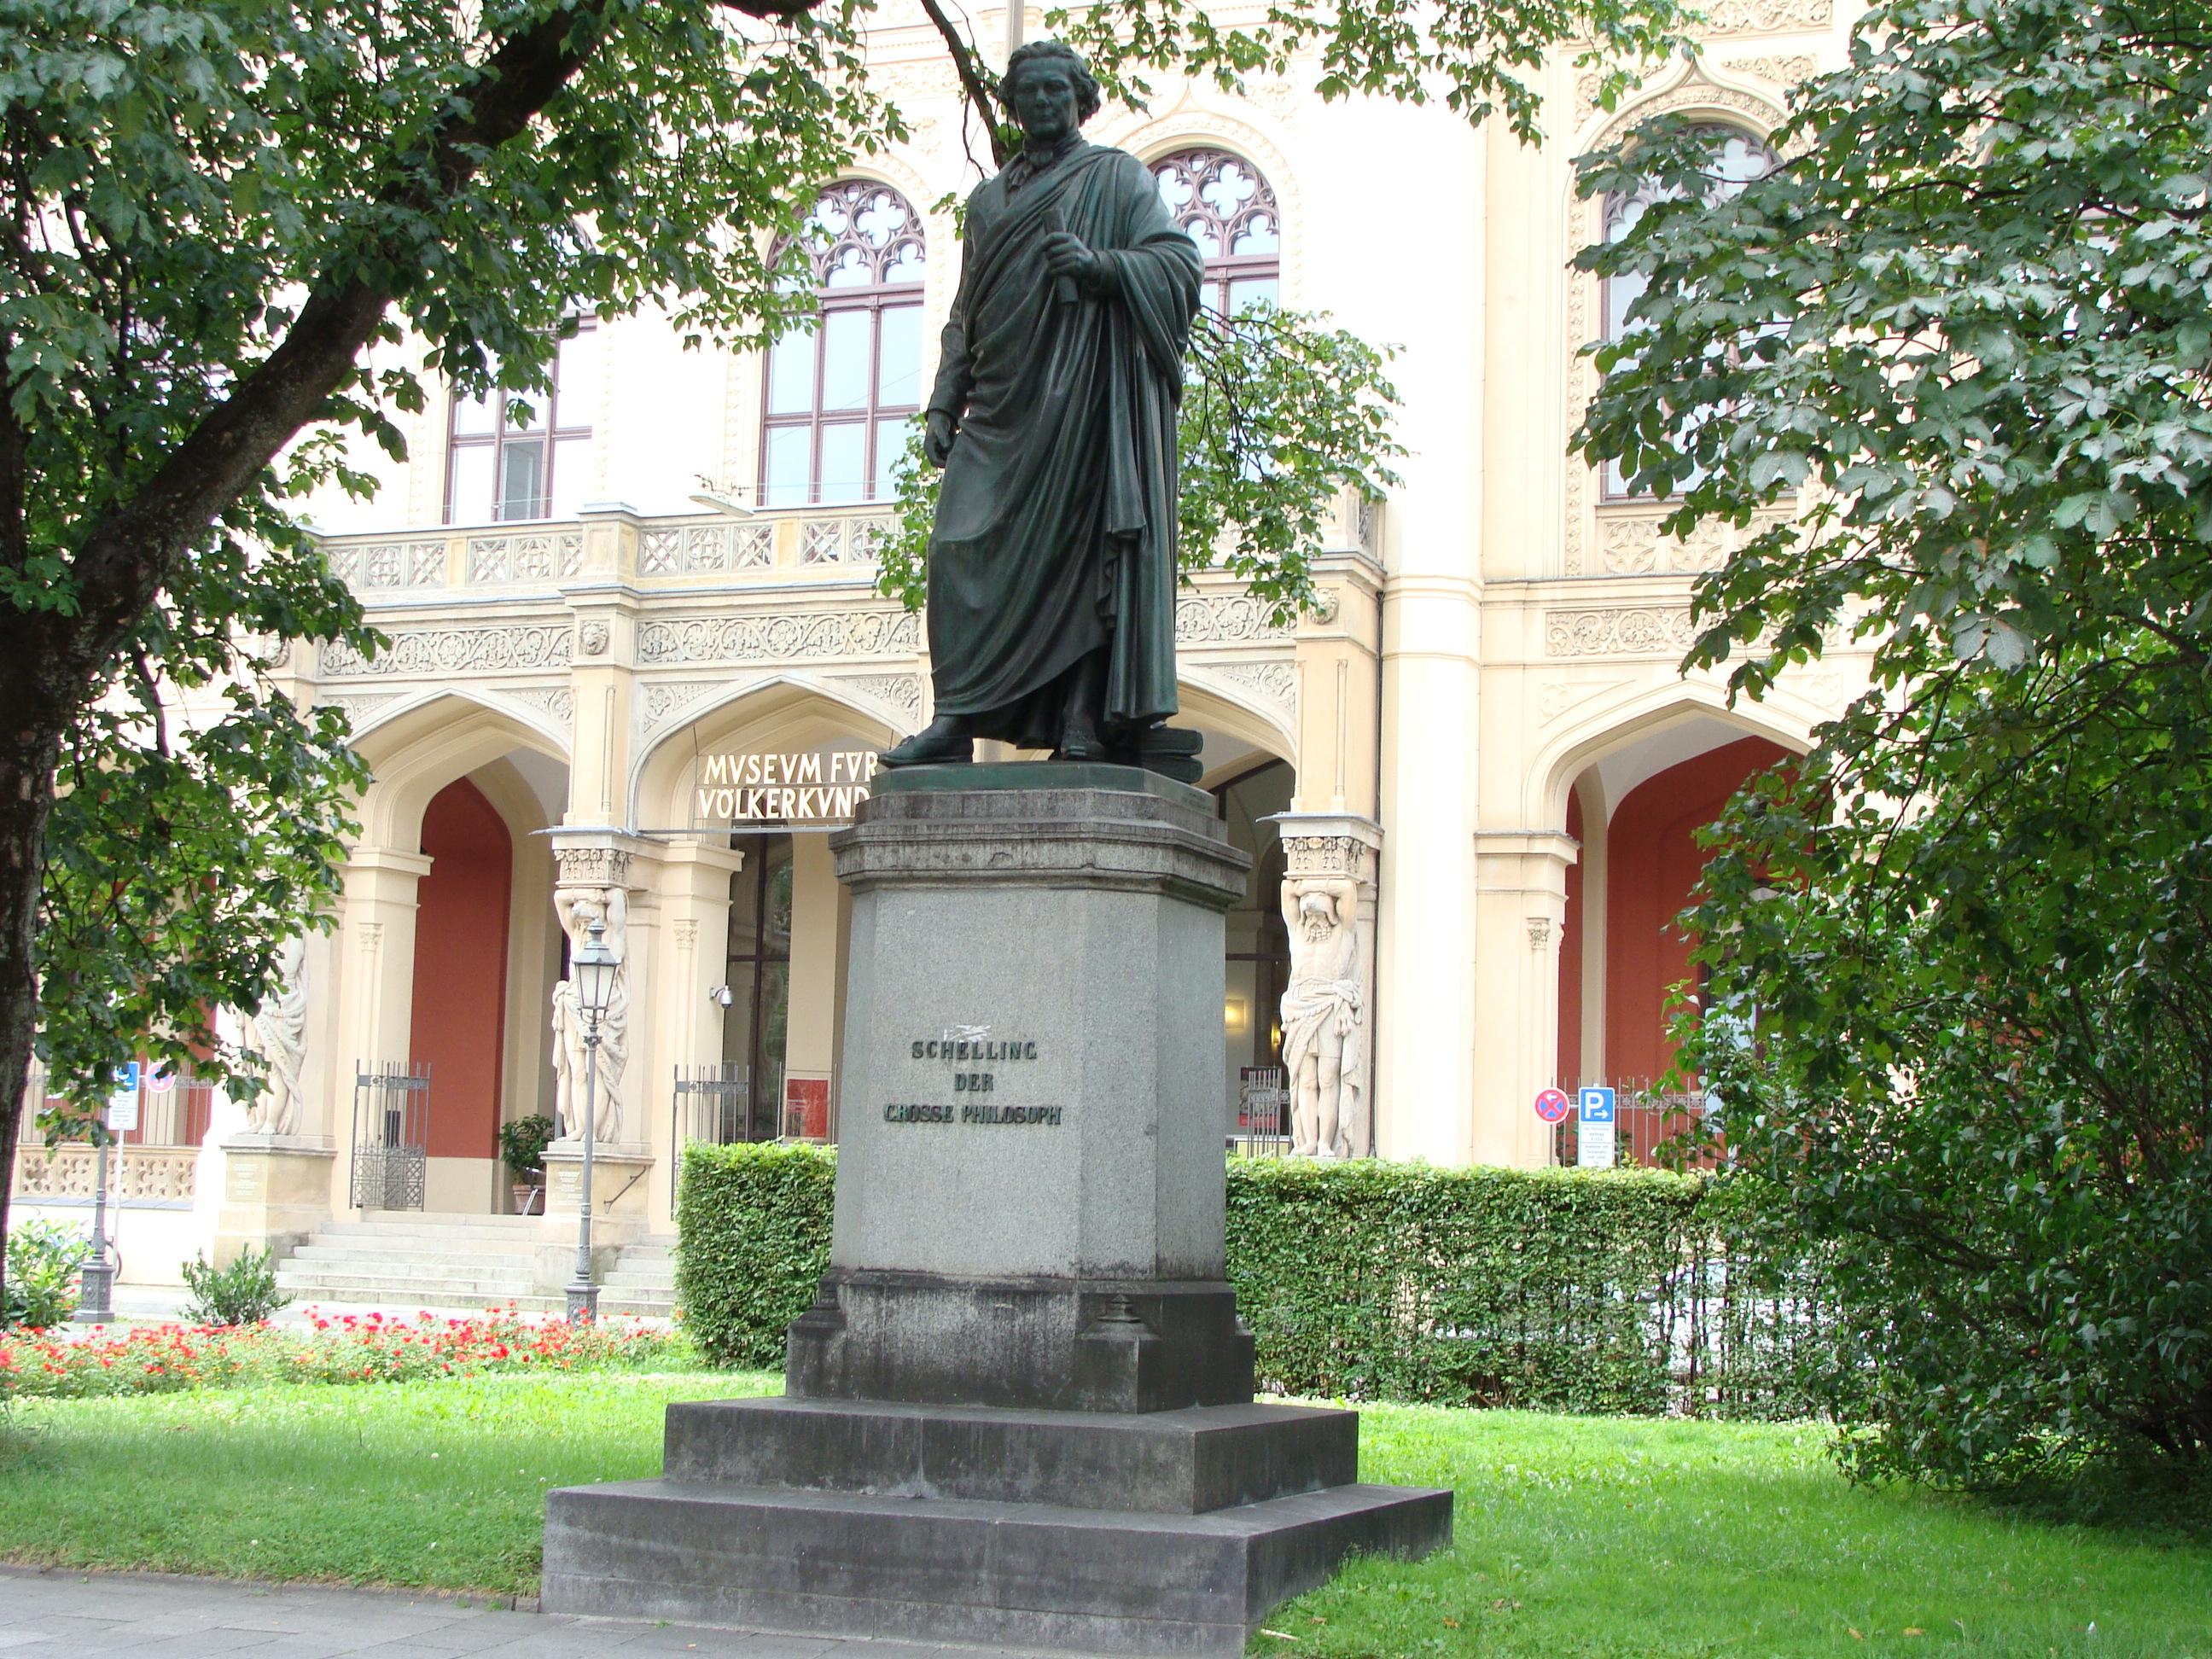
[1537,678,1630,723]
[642,680,725,725]
[320,624,573,678]
[1204,660,1298,720]
[636,609,919,666]
[1545,608,1700,658]
[1174,595,1295,643]
[835,672,924,723]
[1726,53,1819,85]
[501,685,575,729]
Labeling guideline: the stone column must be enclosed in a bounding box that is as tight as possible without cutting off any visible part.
[1375,571,1481,1163]
[1272,815,1382,1158]
[1470,829,1579,1167]
[331,845,431,1212]
[653,835,746,1229]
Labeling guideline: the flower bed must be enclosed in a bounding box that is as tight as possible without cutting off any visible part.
[0,1308,689,1399]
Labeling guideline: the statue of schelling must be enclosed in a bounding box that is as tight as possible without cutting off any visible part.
[882,43,1205,781]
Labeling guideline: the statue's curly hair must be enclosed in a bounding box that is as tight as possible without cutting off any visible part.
[998,40,1103,124]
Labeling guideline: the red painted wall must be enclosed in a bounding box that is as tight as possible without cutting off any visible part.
[410,777,511,1161]
[1557,789,1584,1087]
[1604,737,1789,1082]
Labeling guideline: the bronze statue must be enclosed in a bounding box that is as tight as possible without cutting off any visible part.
[881,42,1205,780]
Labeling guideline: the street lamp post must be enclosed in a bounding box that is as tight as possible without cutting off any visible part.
[75,1122,115,1323]
[565,917,620,1324]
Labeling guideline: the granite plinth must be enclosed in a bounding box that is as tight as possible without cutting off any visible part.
[786,1272,1254,1413]
[542,1473,1451,1657]
[663,1396,1356,1514]
[540,783,1449,1654]
[807,778,1251,1410]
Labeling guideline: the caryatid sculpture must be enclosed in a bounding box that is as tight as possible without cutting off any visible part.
[1280,876,1365,1160]
[242,934,309,1135]
[880,41,1204,776]
[550,885,629,1142]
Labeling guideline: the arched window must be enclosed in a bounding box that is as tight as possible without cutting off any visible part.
[1152,148,1280,316]
[1601,124,1777,498]
[760,179,927,508]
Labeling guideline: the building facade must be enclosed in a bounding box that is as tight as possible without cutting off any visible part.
[11,2,1871,1289]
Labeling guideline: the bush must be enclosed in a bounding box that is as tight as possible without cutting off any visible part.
[673,1141,835,1368]
[498,1114,556,1179]
[3,1220,92,1331]
[672,1147,1831,1414]
[179,1246,291,1328]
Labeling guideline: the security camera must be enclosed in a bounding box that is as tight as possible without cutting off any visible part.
[708,985,734,1008]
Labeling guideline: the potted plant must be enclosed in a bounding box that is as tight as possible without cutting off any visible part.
[499,1114,556,1215]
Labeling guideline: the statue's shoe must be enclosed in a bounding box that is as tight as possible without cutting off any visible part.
[881,729,974,767]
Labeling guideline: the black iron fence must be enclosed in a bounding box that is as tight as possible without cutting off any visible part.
[1551,1083,1720,1169]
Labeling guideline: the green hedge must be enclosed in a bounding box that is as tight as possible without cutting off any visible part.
[674,1145,1831,1416]
[1225,1159,1829,1417]
[673,1141,835,1368]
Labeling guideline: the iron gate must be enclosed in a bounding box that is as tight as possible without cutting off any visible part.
[351,1062,430,1210]
[669,1062,750,1208]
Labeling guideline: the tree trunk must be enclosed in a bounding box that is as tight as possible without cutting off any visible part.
[0,718,63,1318]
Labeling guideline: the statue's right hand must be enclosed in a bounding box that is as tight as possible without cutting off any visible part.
[923,410,958,468]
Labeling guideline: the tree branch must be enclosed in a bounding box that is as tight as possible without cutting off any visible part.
[916,0,1011,167]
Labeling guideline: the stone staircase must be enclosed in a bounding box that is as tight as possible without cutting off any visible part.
[273,1214,678,1318]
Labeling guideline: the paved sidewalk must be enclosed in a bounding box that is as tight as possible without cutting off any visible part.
[0,1569,1064,1659]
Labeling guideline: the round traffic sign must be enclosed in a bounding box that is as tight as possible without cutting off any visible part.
[1534,1087,1571,1123]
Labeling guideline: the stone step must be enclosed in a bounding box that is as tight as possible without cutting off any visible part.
[318,1219,539,1239]
[288,1243,542,1269]
[276,1280,541,1301]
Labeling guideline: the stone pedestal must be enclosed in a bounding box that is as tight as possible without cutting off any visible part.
[212,1134,335,1266]
[544,767,1449,1654]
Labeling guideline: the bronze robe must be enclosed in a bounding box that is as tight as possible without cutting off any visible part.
[925,140,1202,747]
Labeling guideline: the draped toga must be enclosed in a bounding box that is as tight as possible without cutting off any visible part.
[925,139,1202,748]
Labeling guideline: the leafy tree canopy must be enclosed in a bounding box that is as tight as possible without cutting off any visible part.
[1575,0,2212,1479]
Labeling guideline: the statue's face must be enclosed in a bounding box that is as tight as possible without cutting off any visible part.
[1010,61,1080,147]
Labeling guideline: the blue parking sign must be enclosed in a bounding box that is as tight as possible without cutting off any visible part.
[1576,1086,1617,1168]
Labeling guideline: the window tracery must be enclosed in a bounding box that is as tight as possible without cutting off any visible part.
[1152,148,1281,315]
[760,179,927,508]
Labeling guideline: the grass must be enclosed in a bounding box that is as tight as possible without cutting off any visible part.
[0,1368,780,1594]
[2,1374,2208,1657]
[1301,1404,2212,1659]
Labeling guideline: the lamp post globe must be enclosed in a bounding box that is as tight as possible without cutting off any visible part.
[566,917,619,1324]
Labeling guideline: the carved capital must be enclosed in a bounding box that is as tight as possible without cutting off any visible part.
[554,847,632,892]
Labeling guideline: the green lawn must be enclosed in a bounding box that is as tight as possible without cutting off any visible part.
[2,1374,2207,1658]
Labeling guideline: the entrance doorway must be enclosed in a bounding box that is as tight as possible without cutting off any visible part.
[410,777,511,1190]
[1216,760,1294,1131]
[724,833,794,1141]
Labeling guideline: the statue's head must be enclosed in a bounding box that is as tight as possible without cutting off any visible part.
[1000,40,1102,137]
[1298,887,1336,940]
